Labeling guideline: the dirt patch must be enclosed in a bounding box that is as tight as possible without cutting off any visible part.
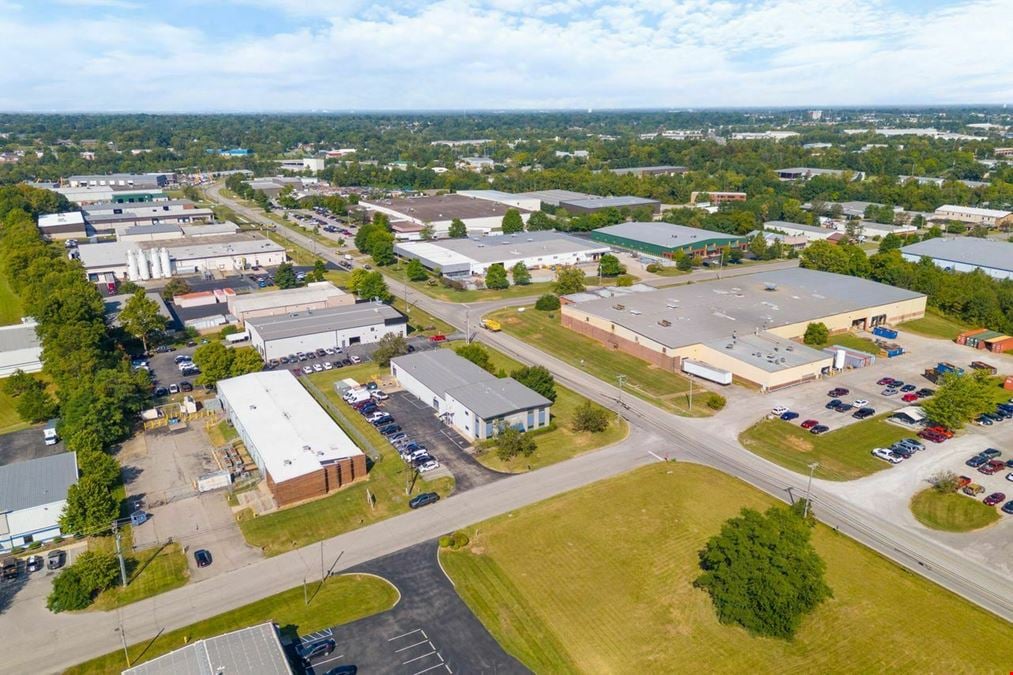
[502,316,523,326]
[782,435,815,453]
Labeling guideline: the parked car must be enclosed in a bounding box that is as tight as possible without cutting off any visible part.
[978,460,1006,475]
[47,550,65,570]
[1002,501,1013,515]
[387,432,407,443]
[810,425,830,435]
[153,386,168,397]
[168,383,179,394]
[852,399,869,407]
[800,419,819,429]
[895,438,924,452]
[371,390,389,401]
[916,388,935,398]
[882,388,898,396]
[418,460,440,473]
[194,549,213,567]
[835,403,853,413]
[409,492,440,509]
[780,411,799,421]
[301,365,313,375]
[180,381,193,393]
[982,448,1002,459]
[872,448,902,464]
[966,455,988,468]
[889,380,905,388]
[900,384,916,392]
[429,334,447,343]
[955,475,972,490]
[827,388,849,397]
[962,483,985,496]
[26,555,44,573]
[983,492,1006,507]
[925,426,954,439]
[918,429,946,443]
[876,377,895,386]
[825,399,842,410]
[297,639,337,665]
[377,424,401,436]
[852,407,875,420]
[771,406,788,416]
[976,415,994,426]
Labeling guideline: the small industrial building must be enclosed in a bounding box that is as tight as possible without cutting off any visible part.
[900,237,1013,280]
[560,268,926,391]
[763,221,837,242]
[360,194,532,238]
[123,622,292,675]
[228,281,353,324]
[609,165,688,177]
[690,191,747,204]
[932,205,1013,229]
[0,452,78,552]
[558,195,661,215]
[840,221,918,238]
[776,167,864,181]
[83,200,215,235]
[53,186,167,206]
[591,222,748,260]
[0,319,42,377]
[390,349,551,441]
[67,173,171,189]
[394,231,610,277]
[246,302,406,360]
[75,234,287,283]
[103,292,176,329]
[276,157,326,173]
[37,212,87,240]
[217,370,366,506]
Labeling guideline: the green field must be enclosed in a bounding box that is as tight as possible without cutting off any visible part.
[67,573,398,674]
[237,365,454,556]
[824,332,881,354]
[486,306,717,416]
[738,415,911,481]
[90,542,189,611]
[0,383,31,435]
[0,266,23,325]
[898,309,973,340]
[440,462,1013,674]
[910,488,1001,532]
[393,297,456,336]
[384,264,552,303]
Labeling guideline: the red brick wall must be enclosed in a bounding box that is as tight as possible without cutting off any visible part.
[268,455,368,507]
[561,313,681,372]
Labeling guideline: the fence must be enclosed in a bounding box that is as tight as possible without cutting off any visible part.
[301,377,382,461]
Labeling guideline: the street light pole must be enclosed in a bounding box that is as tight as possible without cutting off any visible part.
[616,374,627,407]
[804,462,819,518]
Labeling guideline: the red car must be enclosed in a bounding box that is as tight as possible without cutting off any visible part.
[955,475,972,490]
[901,393,919,403]
[978,460,1005,475]
[877,377,895,386]
[925,425,954,439]
[827,388,849,397]
[801,419,819,429]
[983,492,1006,507]
[918,429,946,443]
[428,334,447,343]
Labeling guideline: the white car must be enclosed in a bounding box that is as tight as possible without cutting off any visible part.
[1006,472,1013,482]
[853,399,869,407]
[771,406,788,416]
[168,383,179,394]
[417,460,440,473]
[371,390,389,401]
[301,365,313,375]
[323,361,333,370]
[312,363,323,372]
[324,347,336,355]
[871,447,902,464]
[349,354,361,364]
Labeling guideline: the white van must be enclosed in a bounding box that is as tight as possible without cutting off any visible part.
[43,419,59,446]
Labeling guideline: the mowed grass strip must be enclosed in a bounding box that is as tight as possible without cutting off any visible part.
[90,542,189,611]
[441,462,1013,674]
[898,309,973,340]
[0,266,23,325]
[67,573,399,675]
[384,264,553,303]
[824,332,881,354]
[486,306,716,417]
[739,415,910,481]
[0,382,31,434]
[910,488,1001,532]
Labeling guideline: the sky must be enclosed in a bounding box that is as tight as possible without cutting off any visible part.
[0,0,1011,112]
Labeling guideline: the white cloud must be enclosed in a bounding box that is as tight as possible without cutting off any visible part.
[0,0,1010,110]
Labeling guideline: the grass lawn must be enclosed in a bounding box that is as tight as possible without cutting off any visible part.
[486,306,717,417]
[910,488,1001,532]
[824,332,881,354]
[469,344,629,472]
[237,366,454,556]
[393,297,456,336]
[738,415,911,481]
[898,309,973,340]
[441,462,1012,674]
[0,264,23,325]
[0,384,31,435]
[90,542,189,611]
[384,264,553,303]
[206,419,239,447]
[66,573,398,675]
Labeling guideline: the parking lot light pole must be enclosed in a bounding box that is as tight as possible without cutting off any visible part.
[616,374,627,408]
[804,462,820,518]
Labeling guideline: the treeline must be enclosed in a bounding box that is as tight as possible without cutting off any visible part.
[799,240,1013,334]
[0,186,149,540]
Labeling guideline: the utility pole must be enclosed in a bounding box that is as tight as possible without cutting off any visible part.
[804,462,819,518]
[687,371,693,410]
[616,374,627,407]
[112,522,128,588]
[466,308,471,342]
[320,541,325,583]
[115,624,130,668]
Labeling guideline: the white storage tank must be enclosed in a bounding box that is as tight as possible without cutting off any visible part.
[160,247,171,277]
[126,249,140,280]
[834,348,846,370]
[149,248,162,278]
[136,248,150,280]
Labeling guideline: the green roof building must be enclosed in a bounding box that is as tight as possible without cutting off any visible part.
[591,222,748,259]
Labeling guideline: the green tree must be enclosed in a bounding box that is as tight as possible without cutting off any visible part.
[73,550,120,592]
[598,253,625,277]
[59,475,119,536]
[357,271,393,303]
[405,258,428,281]
[501,208,524,234]
[348,267,370,294]
[878,233,904,253]
[160,277,191,301]
[748,232,768,258]
[192,341,234,386]
[526,211,555,231]
[494,424,537,461]
[274,262,300,289]
[803,322,829,346]
[2,369,38,397]
[46,568,92,613]
[922,370,996,430]
[312,259,327,282]
[455,343,495,373]
[15,384,57,423]
[676,253,694,272]
[367,229,396,266]
[511,261,531,285]
[534,294,561,311]
[77,449,121,488]
[728,248,744,263]
[229,347,265,377]
[572,400,610,432]
[553,266,586,295]
[510,365,557,402]
[371,332,408,367]
[695,506,832,640]
[485,263,509,290]
[118,289,167,354]
[448,218,467,238]
[419,223,435,240]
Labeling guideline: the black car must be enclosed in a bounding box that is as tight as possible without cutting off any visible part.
[194,549,213,567]
[965,455,988,468]
[409,492,440,509]
[916,388,935,398]
[47,550,66,570]
[370,414,393,426]
[297,639,336,665]
[889,444,914,458]
[835,403,854,413]
[153,387,169,397]
[378,424,401,436]
[852,407,875,420]
[825,399,842,410]
[982,448,1002,459]
[180,381,193,392]
[900,384,916,392]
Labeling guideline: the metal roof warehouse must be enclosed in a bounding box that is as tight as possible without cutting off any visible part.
[123,622,291,675]
[900,237,1013,280]
[591,221,748,259]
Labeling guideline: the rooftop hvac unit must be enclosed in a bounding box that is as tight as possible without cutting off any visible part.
[613,304,625,310]
[658,319,671,327]
[764,282,778,291]
[630,310,642,315]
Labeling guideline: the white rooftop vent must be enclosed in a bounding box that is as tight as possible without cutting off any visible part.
[764,282,778,291]
[630,309,642,315]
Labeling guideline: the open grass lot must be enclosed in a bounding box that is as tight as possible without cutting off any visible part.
[486,306,717,417]
[910,488,1001,532]
[237,367,454,556]
[472,344,628,472]
[90,542,189,611]
[384,264,552,303]
[441,462,1013,674]
[824,332,881,354]
[0,383,31,435]
[67,573,398,675]
[738,415,909,481]
[898,309,973,340]
[393,297,456,336]
[0,265,23,325]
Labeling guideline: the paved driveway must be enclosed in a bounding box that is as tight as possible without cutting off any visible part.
[297,541,527,675]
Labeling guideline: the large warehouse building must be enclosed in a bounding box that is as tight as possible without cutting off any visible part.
[591,222,748,260]
[932,204,1013,229]
[394,231,611,277]
[217,371,366,506]
[246,302,406,359]
[0,453,78,552]
[360,194,533,238]
[228,282,353,324]
[900,237,1013,280]
[557,195,661,215]
[390,350,552,441]
[560,268,926,391]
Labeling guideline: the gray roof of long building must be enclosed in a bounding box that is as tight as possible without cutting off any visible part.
[247,303,405,341]
[764,221,830,234]
[900,237,1013,273]
[567,267,924,350]
[122,223,184,236]
[560,196,659,208]
[0,321,40,352]
[123,622,291,675]
[0,452,77,512]
[594,221,746,248]
[397,231,607,265]
[447,378,552,418]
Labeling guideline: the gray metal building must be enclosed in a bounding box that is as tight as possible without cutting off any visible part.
[900,237,1013,280]
[122,622,291,675]
[247,302,407,359]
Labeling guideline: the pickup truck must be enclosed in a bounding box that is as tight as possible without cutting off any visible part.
[2,557,18,581]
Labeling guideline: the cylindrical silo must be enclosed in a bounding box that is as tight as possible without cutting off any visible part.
[160,248,171,277]
[126,249,139,281]
[137,249,150,280]
[149,248,162,278]
[834,348,846,370]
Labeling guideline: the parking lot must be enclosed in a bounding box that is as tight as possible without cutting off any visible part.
[295,541,527,675]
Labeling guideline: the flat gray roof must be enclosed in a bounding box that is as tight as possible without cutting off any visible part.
[247,303,405,341]
[560,196,659,209]
[594,221,746,248]
[901,237,1013,273]
[122,223,184,236]
[764,220,829,234]
[123,622,291,675]
[567,267,924,350]
[0,321,40,352]
[367,194,531,221]
[395,231,607,266]
[516,189,594,205]
[705,332,830,372]
[0,452,77,512]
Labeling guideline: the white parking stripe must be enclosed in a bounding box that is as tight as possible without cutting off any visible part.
[308,653,345,668]
[394,639,431,652]
[413,662,448,675]
[388,628,424,642]
[402,650,437,664]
